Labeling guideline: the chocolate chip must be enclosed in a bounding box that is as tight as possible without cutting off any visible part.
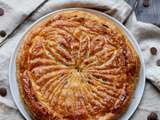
[0,8,4,16]
[156,59,160,66]
[0,87,7,97]
[143,0,150,7]
[0,30,6,37]
[150,47,157,55]
[147,112,158,120]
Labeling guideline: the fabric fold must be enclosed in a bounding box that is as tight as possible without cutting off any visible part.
[0,0,47,43]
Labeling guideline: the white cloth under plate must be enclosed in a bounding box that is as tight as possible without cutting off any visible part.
[0,0,160,120]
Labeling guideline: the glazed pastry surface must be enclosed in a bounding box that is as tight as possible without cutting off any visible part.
[16,10,140,120]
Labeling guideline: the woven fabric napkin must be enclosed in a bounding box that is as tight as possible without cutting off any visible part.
[0,0,160,120]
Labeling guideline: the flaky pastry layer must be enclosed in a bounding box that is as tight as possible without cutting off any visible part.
[16,10,140,120]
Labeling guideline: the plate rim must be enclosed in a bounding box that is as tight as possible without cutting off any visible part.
[9,8,146,120]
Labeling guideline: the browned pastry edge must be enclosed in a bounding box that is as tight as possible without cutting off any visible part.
[16,10,140,120]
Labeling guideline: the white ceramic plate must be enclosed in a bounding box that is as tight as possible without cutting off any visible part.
[9,8,145,120]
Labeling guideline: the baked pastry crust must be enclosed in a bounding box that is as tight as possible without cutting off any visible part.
[16,10,140,120]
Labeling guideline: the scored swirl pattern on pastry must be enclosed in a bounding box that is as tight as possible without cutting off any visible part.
[17,10,140,120]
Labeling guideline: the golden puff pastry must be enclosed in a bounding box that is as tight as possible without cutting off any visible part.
[16,10,140,120]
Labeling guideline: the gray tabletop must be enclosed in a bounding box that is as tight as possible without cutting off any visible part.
[127,0,160,27]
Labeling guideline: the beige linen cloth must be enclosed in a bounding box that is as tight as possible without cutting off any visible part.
[0,0,160,119]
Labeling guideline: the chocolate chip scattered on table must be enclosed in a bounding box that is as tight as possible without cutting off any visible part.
[147,112,158,120]
[143,0,150,7]
[0,87,7,97]
[0,30,7,37]
[150,47,157,55]
[156,59,160,66]
[0,8,4,16]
